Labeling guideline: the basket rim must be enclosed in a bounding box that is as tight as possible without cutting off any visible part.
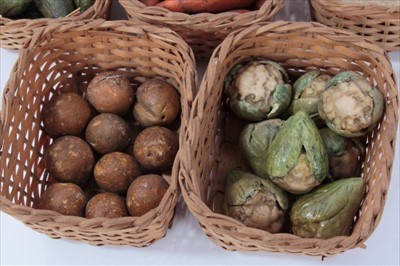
[0,0,113,50]
[0,19,197,240]
[309,0,400,52]
[179,20,399,256]
[0,0,113,24]
[310,0,400,12]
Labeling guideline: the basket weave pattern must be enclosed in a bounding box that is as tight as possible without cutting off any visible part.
[310,0,400,52]
[179,21,399,256]
[0,19,196,247]
[0,0,112,50]
[118,0,286,59]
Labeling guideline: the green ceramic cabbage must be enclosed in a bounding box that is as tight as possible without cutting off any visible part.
[266,111,328,194]
[318,71,384,137]
[223,169,289,233]
[239,119,283,179]
[319,127,364,180]
[224,60,292,122]
[287,70,331,117]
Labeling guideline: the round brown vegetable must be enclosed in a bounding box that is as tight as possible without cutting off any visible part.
[85,192,128,219]
[42,92,91,137]
[38,183,86,216]
[133,126,179,171]
[126,174,169,216]
[133,79,180,127]
[85,113,131,155]
[45,136,94,185]
[94,152,141,194]
[86,71,134,115]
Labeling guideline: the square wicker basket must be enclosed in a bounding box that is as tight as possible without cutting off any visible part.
[0,19,196,247]
[0,0,112,50]
[179,21,399,257]
[309,0,400,52]
[118,0,286,59]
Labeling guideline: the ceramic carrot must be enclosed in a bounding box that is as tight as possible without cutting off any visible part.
[156,0,255,13]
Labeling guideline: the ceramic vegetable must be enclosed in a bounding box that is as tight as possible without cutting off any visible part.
[224,59,292,122]
[266,111,329,194]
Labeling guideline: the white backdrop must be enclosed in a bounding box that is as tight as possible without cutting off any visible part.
[1,0,399,265]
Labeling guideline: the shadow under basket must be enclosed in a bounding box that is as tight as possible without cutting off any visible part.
[309,0,400,52]
[0,19,196,247]
[179,21,399,257]
[118,0,286,59]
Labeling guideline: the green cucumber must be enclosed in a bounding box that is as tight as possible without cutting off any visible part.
[0,0,33,17]
[34,0,75,18]
[11,1,44,19]
[74,0,95,13]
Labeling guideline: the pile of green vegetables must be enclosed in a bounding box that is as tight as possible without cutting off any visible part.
[0,0,95,19]
[222,59,384,239]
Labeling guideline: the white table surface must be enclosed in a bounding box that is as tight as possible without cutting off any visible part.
[1,1,399,265]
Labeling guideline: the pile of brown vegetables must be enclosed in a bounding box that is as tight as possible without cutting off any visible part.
[222,59,384,238]
[36,72,181,219]
[0,0,96,19]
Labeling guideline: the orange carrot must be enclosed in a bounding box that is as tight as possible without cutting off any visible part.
[156,0,255,13]
[140,0,161,6]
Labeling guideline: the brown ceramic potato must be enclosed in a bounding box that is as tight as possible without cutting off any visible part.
[45,136,94,185]
[94,152,141,194]
[133,79,180,127]
[85,192,128,219]
[42,92,91,137]
[133,126,179,171]
[39,183,86,216]
[85,113,131,155]
[126,174,169,216]
[86,71,134,115]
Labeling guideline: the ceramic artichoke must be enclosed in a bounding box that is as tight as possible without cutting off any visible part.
[318,71,384,137]
[266,111,328,194]
[287,70,331,117]
[290,177,366,239]
[320,127,364,180]
[239,119,284,179]
[223,169,289,233]
[224,60,292,122]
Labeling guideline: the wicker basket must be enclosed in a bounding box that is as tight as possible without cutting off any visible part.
[118,0,286,59]
[179,21,399,257]
[309,0,400,52]
[0,0,112,50]
[0,19,196,247]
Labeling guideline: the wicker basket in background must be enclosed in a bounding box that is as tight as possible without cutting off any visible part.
[118,0,286,59]
[0,0,112,50]
[309,0,400,52]
[179,21,398,257]
[0,19,196,247]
